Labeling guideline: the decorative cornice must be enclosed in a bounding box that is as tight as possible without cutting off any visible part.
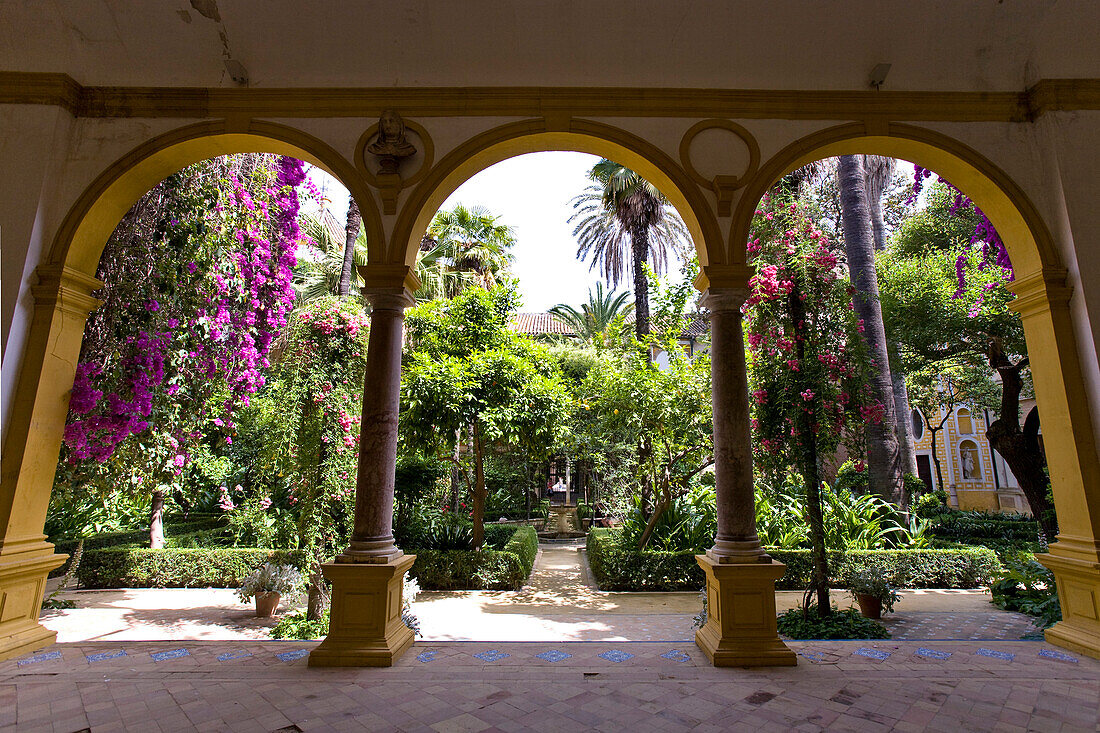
[1007,267,1073,316]
[3,73,1099,122]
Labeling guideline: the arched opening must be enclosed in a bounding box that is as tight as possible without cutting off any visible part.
[734,127,1100,658]
[1,126,373,653]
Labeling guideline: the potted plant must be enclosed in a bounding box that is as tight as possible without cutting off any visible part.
[237,563,302,617]
[847,568,901,620]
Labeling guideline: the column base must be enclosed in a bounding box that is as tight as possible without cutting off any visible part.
[0,547,65,662]
[308,554,416,667]
[694,554,796,667]
[1035,549,1100,660]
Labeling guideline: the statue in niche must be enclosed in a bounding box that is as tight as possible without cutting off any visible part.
[368,110,417,175]
[961,446,978,479]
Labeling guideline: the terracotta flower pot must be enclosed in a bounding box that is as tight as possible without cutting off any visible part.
[855,593,882,619]
[254,591,281,617]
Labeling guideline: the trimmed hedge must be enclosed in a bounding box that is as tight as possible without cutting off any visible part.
[929,514,1041,542]
[51,515,229,556]
[585,529,1002,591]
[77,548,306,589]
[409,526,538,590]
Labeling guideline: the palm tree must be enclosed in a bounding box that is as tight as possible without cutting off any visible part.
[339,200,361,296]
[838,154,904,505]
[569,159,687,340]
[863,156,919,478]
[427,204,516,292]
[294,210,367,302]
[549,283,633,345]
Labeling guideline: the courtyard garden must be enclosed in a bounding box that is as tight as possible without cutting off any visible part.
[42,151,1058,642]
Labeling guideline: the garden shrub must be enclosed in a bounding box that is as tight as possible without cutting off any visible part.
[409,526,537,591]
[929,511,1040,543]
[77,548,307,588]
[989,552,1061,629]
[51,515,228,556]
[776,608,890,639]
[586,529,1001,591]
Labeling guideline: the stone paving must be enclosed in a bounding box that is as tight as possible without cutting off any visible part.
[3,639,1098,732]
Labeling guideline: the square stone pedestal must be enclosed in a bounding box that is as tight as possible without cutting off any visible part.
[0,549,66,662]
[1036,550,1100,660]
[308,553,416,667]
[694,554,796,667]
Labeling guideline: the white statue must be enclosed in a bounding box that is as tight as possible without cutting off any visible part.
[962,447,977,479]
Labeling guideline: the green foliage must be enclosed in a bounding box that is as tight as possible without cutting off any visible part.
[833,461,868,496]
[777,608,890,640]
[914,492,948,518]
[989,553,1061,629]
[586,528,703,591]
[76,548,307,588]
[409,526,537,590]
[847,568,901,613]
[50,516,227,556]
[618,486,716,552]
[586,528,1001,591]
[755,480,913,551]
[271,609,330,639]
[929,511,1041,542]
[903,473,929,500]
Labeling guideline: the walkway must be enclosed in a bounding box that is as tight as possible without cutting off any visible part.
[40,543,1042,644]
[4,639,1097,732]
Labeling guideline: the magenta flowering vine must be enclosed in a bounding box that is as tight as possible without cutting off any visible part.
[63,155,307,473]
[910,166,1014,298]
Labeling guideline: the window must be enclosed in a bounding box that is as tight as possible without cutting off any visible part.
[911,409,924,440]
[957,408,973,435]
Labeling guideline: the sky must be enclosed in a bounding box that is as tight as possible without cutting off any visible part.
[306,151,686,312]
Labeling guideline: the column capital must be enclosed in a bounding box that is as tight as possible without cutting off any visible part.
[701,287,749,313]
[356,263,421,301]
[1007,266,1072,316]
[31,264,104,317]
[364,290,415,311]
[695,263,753,292]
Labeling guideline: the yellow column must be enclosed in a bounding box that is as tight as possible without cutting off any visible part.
[693,268,796,667]
[0,266,101,661]
[309,265,420,667]
[1010,268,1100,660]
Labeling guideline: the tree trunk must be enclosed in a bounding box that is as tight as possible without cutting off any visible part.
[637,478,671,550]
[792,280,830,614]
[838,154,904,506]
[986,342,1056,539]
[929,424,946,494]
[471,421,486,550]
[450,429,462,511]
[306,559,326,621]
[338,199,361,297]
[149,489,166,549]
[892,369,918,476]
[631,223,651,341]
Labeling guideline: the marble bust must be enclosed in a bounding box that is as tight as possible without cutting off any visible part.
[367,110,417,174]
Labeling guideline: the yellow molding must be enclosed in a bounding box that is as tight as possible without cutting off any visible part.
[4,73,1099,122]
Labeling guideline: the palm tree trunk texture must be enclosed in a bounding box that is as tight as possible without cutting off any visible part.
[631,223,651,340]
[339,199,361,297]
[838,155,904,505]
[892,370,918,476]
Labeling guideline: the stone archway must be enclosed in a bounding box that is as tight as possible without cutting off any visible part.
[728,124,1100,660]
[0,122,371,660]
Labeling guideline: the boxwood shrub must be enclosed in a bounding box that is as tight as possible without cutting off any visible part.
[586,529,1002,591]
[409,526,538,591]
[51,515,229,556]
[77,548,307,589]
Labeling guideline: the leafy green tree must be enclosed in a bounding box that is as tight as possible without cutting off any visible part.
[575,346,713,549]
[400,287,570,548]
[878,190,1054,537]
[549,283,633,346]
[747,188,881,615]
[569,159,687,339]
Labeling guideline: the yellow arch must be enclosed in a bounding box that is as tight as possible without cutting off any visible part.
[48,120,381,276]
[730,122,1058,279]
[389,118,722,270]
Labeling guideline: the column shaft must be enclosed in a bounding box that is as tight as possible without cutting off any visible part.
[343,291,412,563]
[705,288,766,562]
